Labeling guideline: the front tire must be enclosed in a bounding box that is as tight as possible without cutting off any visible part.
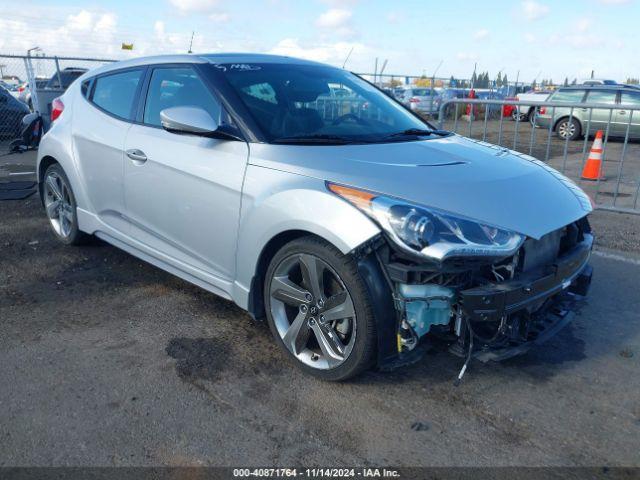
[556,117,581,140]
[264,236,377,381]
[43,164,89,245]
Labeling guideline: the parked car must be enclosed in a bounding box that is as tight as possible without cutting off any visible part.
[392,87,407,100]
[44,67,88,90]
[512,90,551,123]
[399,87,442,115]
[18,78,49,109]
[0,81,21,100]
[0,85,30,139]
[536,84,640,140]
[37,54,594,380]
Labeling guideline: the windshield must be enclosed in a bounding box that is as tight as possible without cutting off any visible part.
[215,63,432,143]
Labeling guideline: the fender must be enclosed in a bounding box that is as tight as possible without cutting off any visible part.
[36,86,92,213]
[232,165,380,309]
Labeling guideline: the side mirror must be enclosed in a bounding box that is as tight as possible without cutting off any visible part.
[160,106,219,136]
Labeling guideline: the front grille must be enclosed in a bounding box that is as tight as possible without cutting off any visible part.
[519,216,590,273]
[521,228,563,272]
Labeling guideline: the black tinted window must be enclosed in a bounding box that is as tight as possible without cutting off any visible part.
[81,80,91,98]
[217,63,427,142]
[91,69,143,120]
[143,67,221,127]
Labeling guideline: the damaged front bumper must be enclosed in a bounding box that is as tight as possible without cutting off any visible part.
[360,231,593,372]
[455,234,593,362]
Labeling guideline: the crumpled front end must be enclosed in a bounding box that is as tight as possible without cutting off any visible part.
[365,215,593,373]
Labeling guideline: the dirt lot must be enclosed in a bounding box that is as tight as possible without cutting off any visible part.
[1,184,640,467]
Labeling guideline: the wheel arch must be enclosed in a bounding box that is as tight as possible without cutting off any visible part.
[37,155,59,204]
[247,229,317,320]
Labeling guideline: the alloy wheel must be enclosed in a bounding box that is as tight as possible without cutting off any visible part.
[558,120,576,139]
[43,171,74,238]
[269,253,357,370]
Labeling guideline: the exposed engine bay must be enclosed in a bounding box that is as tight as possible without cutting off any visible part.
[366,215,593,379]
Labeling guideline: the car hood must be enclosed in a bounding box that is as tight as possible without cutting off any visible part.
[249,135,592,239]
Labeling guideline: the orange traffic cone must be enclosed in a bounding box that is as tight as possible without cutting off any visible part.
[581,130,605,181]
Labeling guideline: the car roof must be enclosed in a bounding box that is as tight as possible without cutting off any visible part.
[557,84,640,91]
[82,53,332,80]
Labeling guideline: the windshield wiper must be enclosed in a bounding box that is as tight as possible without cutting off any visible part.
[385,128,451,139]
[273,134,356,144]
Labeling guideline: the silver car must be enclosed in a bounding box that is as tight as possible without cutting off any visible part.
[536,85,640,140]
[37,54,594,381]
[400,87,442,115]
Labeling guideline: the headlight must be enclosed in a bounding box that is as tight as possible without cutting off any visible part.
[328,183,524,261]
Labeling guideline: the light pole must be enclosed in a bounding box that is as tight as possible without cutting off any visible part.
[430,59,443,115]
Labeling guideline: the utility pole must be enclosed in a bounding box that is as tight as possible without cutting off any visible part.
[188,31,195,54]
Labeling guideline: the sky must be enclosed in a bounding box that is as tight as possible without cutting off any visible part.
[0,0,638,83]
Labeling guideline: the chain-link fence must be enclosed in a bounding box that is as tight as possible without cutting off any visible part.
[0,54,115,149]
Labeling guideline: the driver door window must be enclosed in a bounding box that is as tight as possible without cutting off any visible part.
[143,67,222,126]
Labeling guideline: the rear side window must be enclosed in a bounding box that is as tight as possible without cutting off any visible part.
[550,89,586,102]
[585,90,617,104]
[620,91,640,106]
[143,67,221,127]
[91,69,143,120]
[81,80,91,98]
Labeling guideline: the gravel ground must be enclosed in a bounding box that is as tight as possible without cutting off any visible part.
[1,195,639,467]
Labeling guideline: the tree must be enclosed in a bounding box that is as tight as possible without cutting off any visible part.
[496,72,503,87]
[571,78,577,85]
[563,77,569,87]
[502,74,509,89]
[626,77,640,85]
[532,79,537,90]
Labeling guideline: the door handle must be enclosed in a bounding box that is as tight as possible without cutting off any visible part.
[126,149,147,164]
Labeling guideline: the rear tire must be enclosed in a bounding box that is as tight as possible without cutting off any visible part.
[42,164,90,245]
[264,236,377,381]
[511,110,526,122]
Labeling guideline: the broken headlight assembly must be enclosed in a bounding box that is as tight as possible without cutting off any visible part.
[328,182,524,261]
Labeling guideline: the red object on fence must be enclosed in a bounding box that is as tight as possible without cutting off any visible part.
[503,97,518,117]
[466,89,476,116]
